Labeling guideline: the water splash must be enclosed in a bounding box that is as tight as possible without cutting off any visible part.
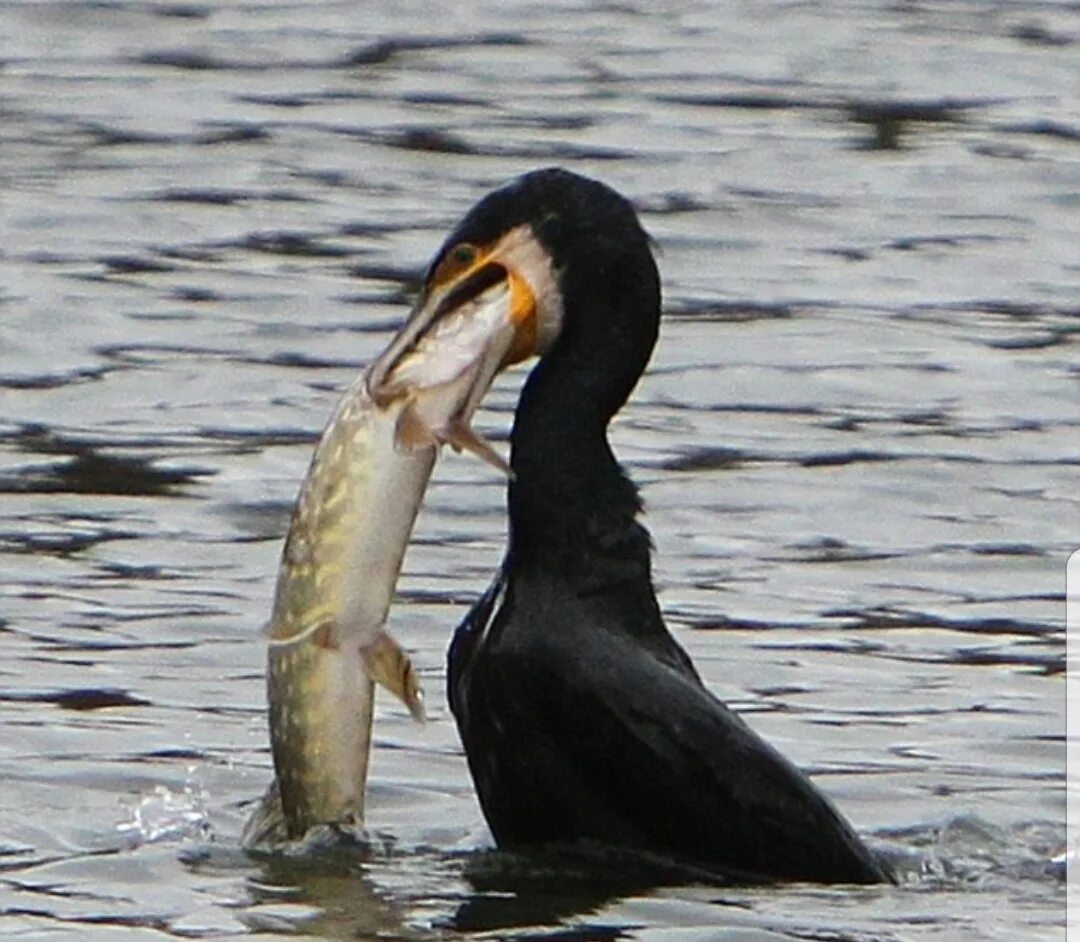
[880,813,1065,887]
[117,780,212,845]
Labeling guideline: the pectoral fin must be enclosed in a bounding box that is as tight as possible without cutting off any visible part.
[394,399,438,453]
[267,617,338,649]
[439,418,512,478]
[361,630,426,723]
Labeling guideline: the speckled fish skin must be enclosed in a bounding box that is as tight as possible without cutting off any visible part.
[277,379,432,841]
[243,280,521,847]
[240,378,431,845]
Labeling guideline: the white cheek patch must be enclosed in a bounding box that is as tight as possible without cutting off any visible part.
[491,224,564,355]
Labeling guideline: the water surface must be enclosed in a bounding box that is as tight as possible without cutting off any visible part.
[1,1,1075,939]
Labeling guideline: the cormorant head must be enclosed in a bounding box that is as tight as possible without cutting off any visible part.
[370,169,660,431]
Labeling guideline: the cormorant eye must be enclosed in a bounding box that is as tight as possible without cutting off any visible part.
[452,243,478,266]
[434,242,480,283]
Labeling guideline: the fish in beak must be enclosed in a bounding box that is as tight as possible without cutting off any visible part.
[244,223,558,845]
[366,223,560,474]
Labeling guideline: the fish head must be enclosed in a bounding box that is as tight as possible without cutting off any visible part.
[367,223,563,470]
[370,222,563,392]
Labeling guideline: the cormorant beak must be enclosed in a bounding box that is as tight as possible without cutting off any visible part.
[364,225,555,474]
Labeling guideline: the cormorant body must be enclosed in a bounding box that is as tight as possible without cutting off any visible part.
[445,168,891,884]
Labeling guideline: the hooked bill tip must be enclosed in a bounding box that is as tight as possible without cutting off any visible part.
[439,418,511,477]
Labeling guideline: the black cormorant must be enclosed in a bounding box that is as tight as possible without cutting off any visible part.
[427,168,891,885]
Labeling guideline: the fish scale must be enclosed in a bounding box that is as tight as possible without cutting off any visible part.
[244,280,521,846]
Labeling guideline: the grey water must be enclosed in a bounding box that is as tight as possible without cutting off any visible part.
[1,0,1075,939]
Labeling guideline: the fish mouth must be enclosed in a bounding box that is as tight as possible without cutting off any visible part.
[366,225,556,472]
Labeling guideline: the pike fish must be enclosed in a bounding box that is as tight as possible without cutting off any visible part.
[242,264,537,846]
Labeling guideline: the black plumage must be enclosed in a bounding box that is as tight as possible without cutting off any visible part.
[446,168,891,884]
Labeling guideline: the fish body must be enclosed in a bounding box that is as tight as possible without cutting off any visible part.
[258,383,432,844]
[244,279,523,846]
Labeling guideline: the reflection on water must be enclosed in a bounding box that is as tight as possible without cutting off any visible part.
[179,815,1062,940]
[0,0,1072,938]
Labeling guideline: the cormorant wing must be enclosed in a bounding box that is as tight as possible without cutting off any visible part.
[453,596,889,884]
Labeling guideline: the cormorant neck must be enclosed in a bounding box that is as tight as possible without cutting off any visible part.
[505,346,649,590]
[500,191,661,593]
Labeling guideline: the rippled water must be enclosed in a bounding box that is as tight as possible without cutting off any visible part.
[1,1,1074,938]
